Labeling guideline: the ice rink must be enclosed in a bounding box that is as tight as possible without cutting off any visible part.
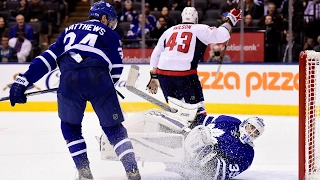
[0,112,298,180]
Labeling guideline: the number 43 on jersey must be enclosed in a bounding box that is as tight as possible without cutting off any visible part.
[165,32,193,53]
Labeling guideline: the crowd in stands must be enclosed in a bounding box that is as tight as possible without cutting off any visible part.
[113,0,320,63]
[1,0,320,63]
[0,0,69,63]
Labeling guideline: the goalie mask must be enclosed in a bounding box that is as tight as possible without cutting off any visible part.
[239,117,265,144]
[181,7,198,24]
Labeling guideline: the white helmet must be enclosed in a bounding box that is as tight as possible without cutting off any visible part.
[181,7,198,24]
[239,117,265,144]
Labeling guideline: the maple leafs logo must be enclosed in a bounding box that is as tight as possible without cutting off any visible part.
[207,124,225,144]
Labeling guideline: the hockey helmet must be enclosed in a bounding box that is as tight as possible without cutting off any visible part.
[89,1,118,29]
[239,116,265,144]
[181,7,198,24]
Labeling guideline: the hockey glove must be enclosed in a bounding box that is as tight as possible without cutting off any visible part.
[146,70,160,94]
[226,8,242,26]
[9,74,29,107]
[185,125,218,167]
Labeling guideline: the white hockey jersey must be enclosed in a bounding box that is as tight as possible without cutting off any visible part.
[150,23,230,72]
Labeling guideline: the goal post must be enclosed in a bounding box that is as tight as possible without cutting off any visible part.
[299,50,320,180]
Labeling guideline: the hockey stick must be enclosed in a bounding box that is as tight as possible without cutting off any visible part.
[0,88,59,102]
[0,87,125,102]
[126,65,177,113]
[215,0,242,79]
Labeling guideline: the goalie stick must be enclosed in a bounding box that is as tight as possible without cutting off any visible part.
[0,88,125,102]
[126,65,177,113]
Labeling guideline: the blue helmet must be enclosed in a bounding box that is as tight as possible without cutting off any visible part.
[89,1,118,29]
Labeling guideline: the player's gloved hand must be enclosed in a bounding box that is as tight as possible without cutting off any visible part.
[226,8,242,26]
[146,70,160,94]
[9,74,29,107]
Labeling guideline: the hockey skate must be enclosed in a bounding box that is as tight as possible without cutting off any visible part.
[126,168,141,180]
[75,166,94,180]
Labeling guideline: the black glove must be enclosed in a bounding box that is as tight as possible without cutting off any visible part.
[146,70,160,94]
[9,74,29,107]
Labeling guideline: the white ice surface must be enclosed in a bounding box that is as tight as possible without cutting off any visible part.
[0,112,298,180]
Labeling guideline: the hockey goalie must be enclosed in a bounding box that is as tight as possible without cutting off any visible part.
[97,97,265,179]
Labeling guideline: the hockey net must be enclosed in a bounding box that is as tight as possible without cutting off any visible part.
[299,50,320,180]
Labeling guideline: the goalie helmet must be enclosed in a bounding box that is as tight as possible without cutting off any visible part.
[181,7,198,24]
[89,1,118,29]
[239,117,265,144]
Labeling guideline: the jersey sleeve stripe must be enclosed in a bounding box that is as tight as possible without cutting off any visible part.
[67,44,113,70]
[45,49,57,60]
[112,64,124,68]
[36,56,52,72]
[111,74,121,78]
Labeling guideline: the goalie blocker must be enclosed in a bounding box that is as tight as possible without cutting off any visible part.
[97,97,265,179]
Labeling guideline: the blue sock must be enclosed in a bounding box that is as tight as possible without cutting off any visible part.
[102,123,138,171]
[61,121,89,169]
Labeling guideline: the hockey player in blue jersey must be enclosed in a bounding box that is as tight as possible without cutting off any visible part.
[8,1,141,179]
[99,97,265,179]
[175,114,265,179]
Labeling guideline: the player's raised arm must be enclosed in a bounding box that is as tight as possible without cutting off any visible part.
[197,8,242,45]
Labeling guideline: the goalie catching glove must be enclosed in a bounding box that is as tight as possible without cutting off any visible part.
[146,70,160,94]
[226,8,242,26]
[185,125,218,167]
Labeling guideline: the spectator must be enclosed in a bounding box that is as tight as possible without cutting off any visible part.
[263,15,281,62]
[266,2,283,30]
[144,3,157,29]
[283,5,304,44]
[220,0,238,19]
[120,0,137,22]
[151,16,168,39]
[8,28,32,63]
[281,0,306,19]
[304,0,320,23]
[244,0,258,18]
[12,0,31,22]
[303,37,315,50]
[127,13,152,45]
[0,17,8,40]
[280,33,302,62]
[113,0,123,21]
[314,35,320,52]
[0,35,17,63]
[29,0,49,46]
[207,44,232,63]
[160,6,175,28]
[9,14,34,42]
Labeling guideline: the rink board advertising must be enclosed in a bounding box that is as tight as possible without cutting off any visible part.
[0,64,298,116]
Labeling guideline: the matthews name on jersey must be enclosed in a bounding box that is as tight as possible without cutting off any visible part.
[22,19,123,85]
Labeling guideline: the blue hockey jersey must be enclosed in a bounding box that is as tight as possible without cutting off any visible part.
[23,19,123,84]
[197,115,255,179]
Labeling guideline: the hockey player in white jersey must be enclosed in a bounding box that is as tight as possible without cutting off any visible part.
[146,7,242,115]
[98,97,265,179]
